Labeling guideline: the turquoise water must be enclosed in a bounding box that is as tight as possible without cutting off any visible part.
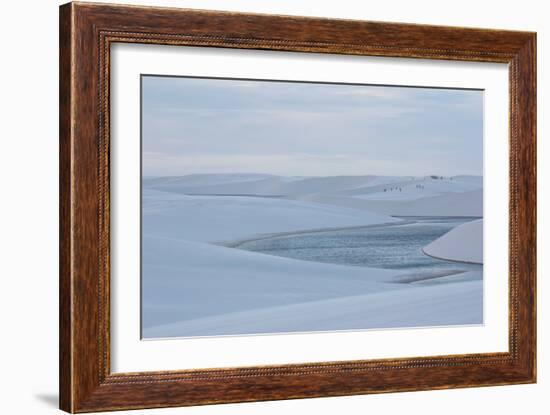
[236,216,482,274]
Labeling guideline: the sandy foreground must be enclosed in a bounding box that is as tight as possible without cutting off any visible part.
[142,174,483,338]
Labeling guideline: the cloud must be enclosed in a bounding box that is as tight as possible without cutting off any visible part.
[142,76,483,176]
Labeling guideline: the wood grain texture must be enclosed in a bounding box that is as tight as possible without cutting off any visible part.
[59,2,537,412]
[59,3,73,411]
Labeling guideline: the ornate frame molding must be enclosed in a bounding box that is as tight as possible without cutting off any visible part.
[60,2,536,412]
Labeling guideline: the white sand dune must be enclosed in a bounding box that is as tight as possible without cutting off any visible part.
[293,189,482,217]
[142,235,406,334]
[350,177,482,200]
[411,270,482,285]
[362,189,482,217]
[143,173,278,189]
[142,235,481,337]
[452,175,484,185]
[146,280,482,337]
[142,173,483,337]
[144,174,376,196]
[144,174,482,217]
[144,174,481,198]
[423,219,483,264]
[142,189,398,243]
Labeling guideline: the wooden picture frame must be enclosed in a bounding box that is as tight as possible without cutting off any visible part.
[59,2,536,412]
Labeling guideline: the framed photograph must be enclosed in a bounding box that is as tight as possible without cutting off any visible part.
[59,2,536,412]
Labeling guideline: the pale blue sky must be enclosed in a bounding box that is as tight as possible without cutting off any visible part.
[142,75,483,177]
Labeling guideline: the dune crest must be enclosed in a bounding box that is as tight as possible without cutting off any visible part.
[423,219,483,264]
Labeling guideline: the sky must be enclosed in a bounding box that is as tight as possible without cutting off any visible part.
[142,75,483,177]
